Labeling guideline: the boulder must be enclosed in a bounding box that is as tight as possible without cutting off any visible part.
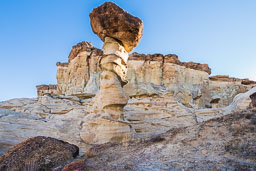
[0,136,79,171]
[89,2,143,52]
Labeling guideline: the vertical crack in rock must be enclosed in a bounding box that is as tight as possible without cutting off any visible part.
[86,51,93,85]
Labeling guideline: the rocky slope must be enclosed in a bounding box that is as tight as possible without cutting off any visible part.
[84,111,256,170]
[1,86,255,156]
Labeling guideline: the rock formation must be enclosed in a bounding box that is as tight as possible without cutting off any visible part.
[62,160,87,171]
[56,42,102,97]
[250,92,256,109]
[0,136,79,171]
[36,84,57,97]
[89,2,143,53]
[54,42,255,110]
[0,2,256,169]
[89,2,143,118]
[84,111,256,170]
[72,2,143,145]
[209,75,255,108]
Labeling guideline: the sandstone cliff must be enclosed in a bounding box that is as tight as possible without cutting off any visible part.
[1,40,256,169]
[51,41,255,109]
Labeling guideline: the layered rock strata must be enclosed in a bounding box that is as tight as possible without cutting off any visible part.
[36,84,57,97]
[209,75,255,108]
[91,37,129,118]
[1,86,256,154]
[56,42,102,97]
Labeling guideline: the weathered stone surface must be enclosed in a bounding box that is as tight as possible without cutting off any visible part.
[80,114,132,144]
[89,2,143,52]
[90,37,130,116]
[62,160,87,171]
[56,42,102,96]
[241,79,256,85]
[125,57,211,108]
[129,52,211,74]
[84,111,256,170]
[0,98,87,154]
[210,75,256,84]
[209,75,255,108]
[181,62,211,74]
[1,87,255,152]
[56,42,218,108]
[0,136,79,171]
[68,41,95,62]
[0,98,37,110]
[250,92,256,108]
[224,86,256,113]
[0,95,83,116]
[36,84,57,96]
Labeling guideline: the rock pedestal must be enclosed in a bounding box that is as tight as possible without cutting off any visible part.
[89,2,143,119]
[92,37,128,119]
[80,2,143,144]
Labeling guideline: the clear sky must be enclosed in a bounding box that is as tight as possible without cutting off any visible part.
[0,0,256,101]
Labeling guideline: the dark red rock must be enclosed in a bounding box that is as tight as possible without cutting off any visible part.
[36,84,57,96]
[89,2,143,52]
[210,75,256,85]
[181,62,211,75]
[0,136,79,171]
[209,75,238,82]
[128,52,211,73]
[151,54,164,62]
[164,54,181,65]
[250,92,256,108]
[241,79,256,85]
[62,160,87,171]
[129,52,146,61]
[56,62,69,67]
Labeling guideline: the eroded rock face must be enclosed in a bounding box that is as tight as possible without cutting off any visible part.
[91,37,129,117]
[56,42,102,97]
[56,44,214,109]
[1,87,256,153]
[80,114,132,144]
[89,2,143,52]
[36,84,57,96]
[84,111,256,170]
[0,136,79,171]
[209,75,255,108]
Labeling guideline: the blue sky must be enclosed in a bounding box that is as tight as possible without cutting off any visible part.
[0,0,256,101]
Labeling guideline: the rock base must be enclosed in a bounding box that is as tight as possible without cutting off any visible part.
[80,114,132,144]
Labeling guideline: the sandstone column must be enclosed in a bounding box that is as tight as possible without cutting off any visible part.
[89,2,143,119]
[80,2,143,145]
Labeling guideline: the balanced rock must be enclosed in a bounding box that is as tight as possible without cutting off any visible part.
[89,2,143,52]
